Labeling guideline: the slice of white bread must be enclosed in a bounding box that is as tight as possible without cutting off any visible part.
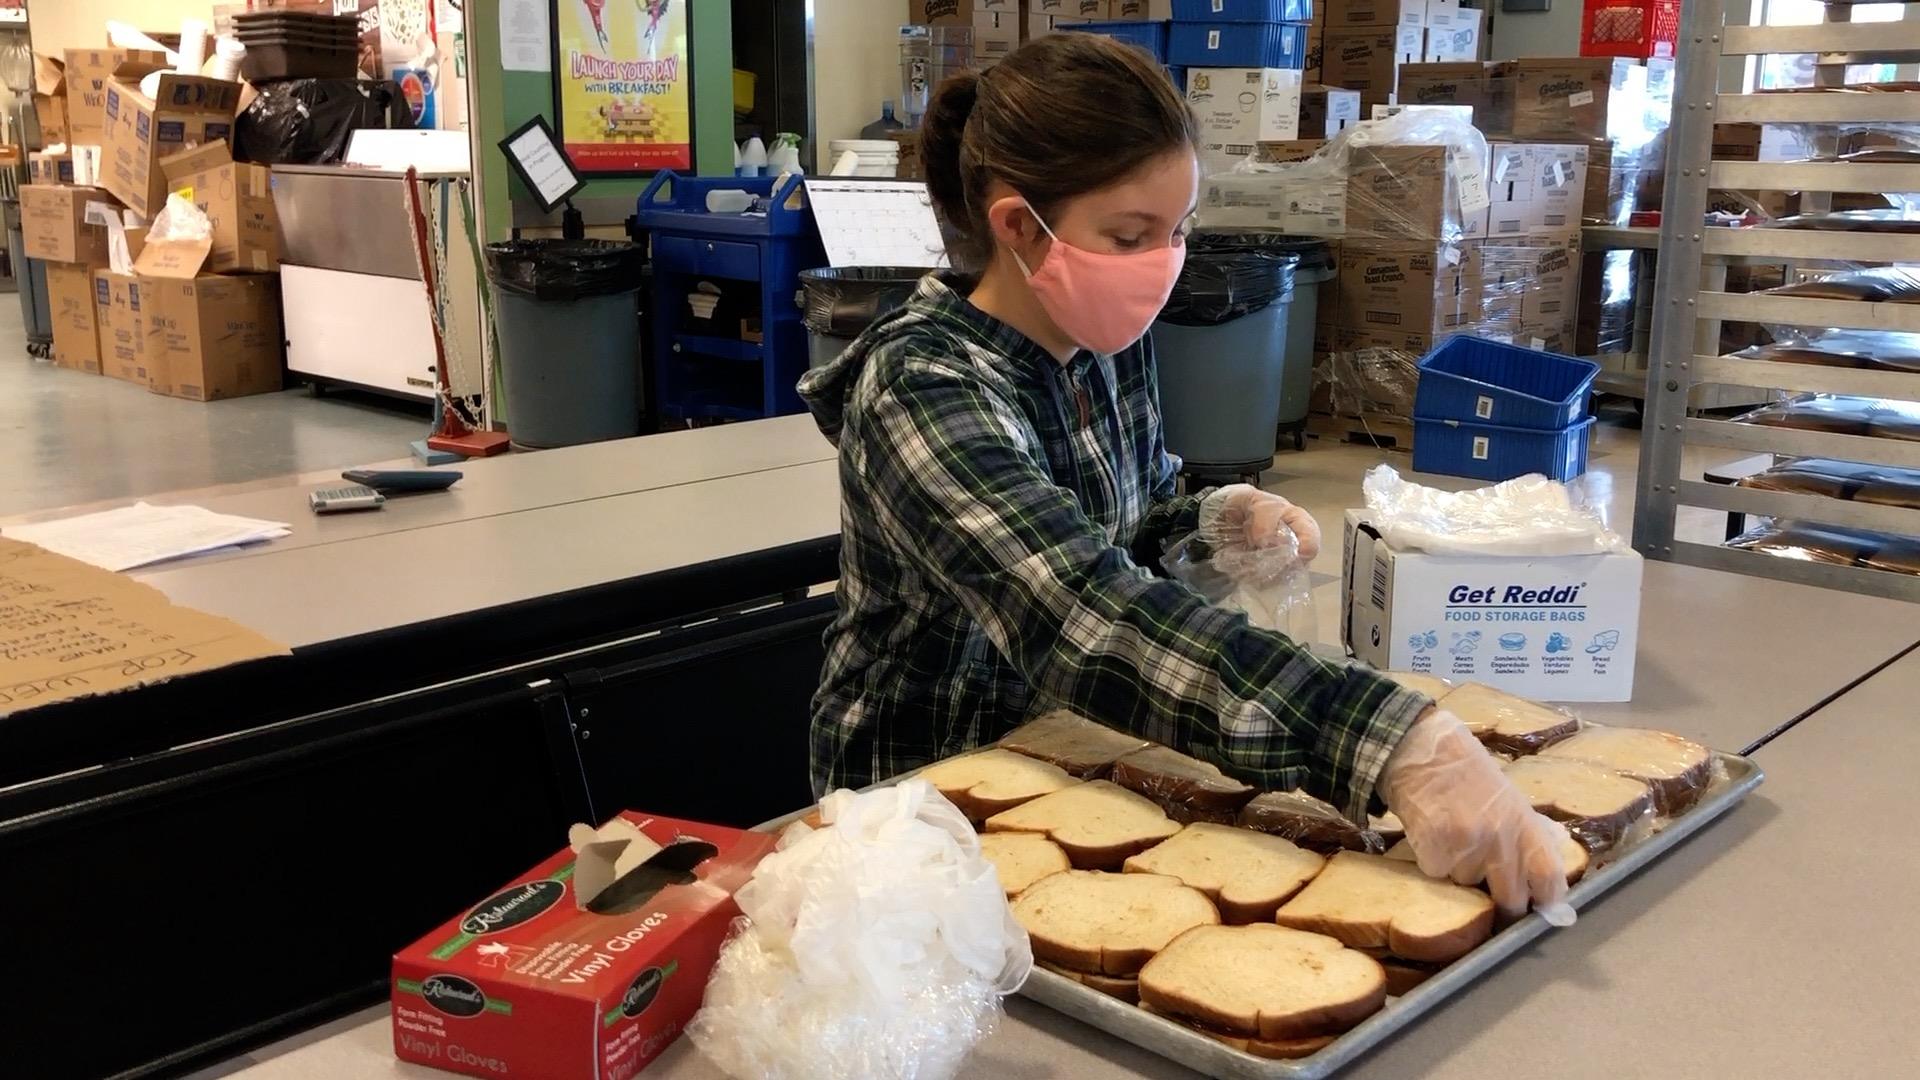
[1011,870,1220,976]
[1237,790,1380,854]
[1275,851,1495,964]
[1502,755,1654,852]
[1385,832,1591,885]
[1038,960,1138,1004]
[998,709,1151,778]
[1139,1003,1338,1060]
[1438,682,1581,755]
[1123,822,1326,924]
[1378,958,1438,997]
[979,832,1072,897]
[1108,745,1257,824]
[915,749,1077,823]
[1139,924,1386,1041]
[1383,671,1454,700]
[985,779,1182,870]
[1537,725,1714,815]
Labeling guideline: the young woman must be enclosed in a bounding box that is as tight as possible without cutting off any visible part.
[799,34,1571,922]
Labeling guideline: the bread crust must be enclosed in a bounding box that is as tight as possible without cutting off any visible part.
[1109,745,1257,823]
[985,780,1182,871]
[1139,1003,1340,1060]
[1139,924,1386,1040]
[1038,961,1139,1004]
[1275,852,1496,964]
[1013,870,1221,976]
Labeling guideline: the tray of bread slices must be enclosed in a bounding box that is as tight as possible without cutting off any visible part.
[775,674,1763,1080]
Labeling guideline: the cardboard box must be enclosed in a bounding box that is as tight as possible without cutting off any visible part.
[1576,248,1639,356]
[392,812,775,1080]
[911,0,1024,25]
[1344,509,1642,701]
[1321,26,1423,109]
[1485,142,1589,239]
[1327,325,1431,415]
[1112,0,1173,16]
[1512,57,1652,141]
[1187,67,1305,175]
[1470,235,1581,340]
[96,270,151,385]
[1396,61,1514,136]
[1712,122,1763,162]
[1199,160,1346,234]
[62,49,169,146]
[1335,244,1474,336]
[135,230,284,401]
[1422,10,1481,62]
[1583,138,1664,225]
[973,10,1022,66]
[1300,84,1362,138]
[28,150,74,185]
[100,63,244,220]
[1329,0,1429,28]
[158,142,281,274]
[1344,143,1489,242]
[1254,139,1329,163]
[47,263,104,374]
[20,184,119,266]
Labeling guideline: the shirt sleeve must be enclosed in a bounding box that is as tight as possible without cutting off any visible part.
[862,357,1430,821]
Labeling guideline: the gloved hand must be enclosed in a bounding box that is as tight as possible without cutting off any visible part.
[1198,483,1323,562]
[1377,710,1577,927]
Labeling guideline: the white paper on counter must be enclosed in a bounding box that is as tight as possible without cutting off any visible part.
[2,503,291,572]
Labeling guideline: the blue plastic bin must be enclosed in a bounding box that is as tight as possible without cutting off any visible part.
[1166,65,1187,91]
[1167,21,1309,67]
[1413,335,1601,431]
[1413,417,1596,483]
[1172,0,1312,22]
[1068,20,1171,62]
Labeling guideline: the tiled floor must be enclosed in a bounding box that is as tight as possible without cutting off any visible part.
[0,297,428,517]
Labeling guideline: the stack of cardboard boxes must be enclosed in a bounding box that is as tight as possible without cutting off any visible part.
[19,53,286,403]
[1320,0,1481,114]
[908,1,1152,66]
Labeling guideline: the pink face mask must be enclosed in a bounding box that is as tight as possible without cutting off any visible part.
[1010,203,1185,356]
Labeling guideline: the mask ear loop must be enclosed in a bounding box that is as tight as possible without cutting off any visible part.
[1007,198,1058,279]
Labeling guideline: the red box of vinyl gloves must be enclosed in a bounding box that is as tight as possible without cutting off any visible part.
[392,813,776,1080]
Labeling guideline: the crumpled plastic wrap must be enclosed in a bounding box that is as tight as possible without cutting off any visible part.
[1730,331,1920,373]
[1360,465,1627,556]
[1107,745,1258,825]
[1727,520,1920,575]
[1734,394,1920,441]
[147,192,213,245]
[1236,790,1386,854]
[1736,458,1920,509]
[1764,265,1920,304]
[687,781,1030,1080]
[1162,516,1319,644]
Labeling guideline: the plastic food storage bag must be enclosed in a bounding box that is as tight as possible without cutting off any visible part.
[1361,465,1627,556]
[1162,517,1319,643]
[687,781,1031,1080]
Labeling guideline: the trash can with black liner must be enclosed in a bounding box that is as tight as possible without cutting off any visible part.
[486,239,646,450]
[798,266,925,369]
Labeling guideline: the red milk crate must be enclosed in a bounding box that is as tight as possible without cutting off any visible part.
[1580,0,1680,60]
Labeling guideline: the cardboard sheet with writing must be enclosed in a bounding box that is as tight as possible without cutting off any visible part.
[0,538,288,717]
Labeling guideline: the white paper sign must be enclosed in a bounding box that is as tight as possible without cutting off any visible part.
[499,0,551,72]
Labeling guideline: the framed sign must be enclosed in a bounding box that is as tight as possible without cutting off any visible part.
[551,0,695,175]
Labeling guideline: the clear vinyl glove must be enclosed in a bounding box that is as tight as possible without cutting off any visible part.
[1197,483,1323,561]
[1377,710,1577,927]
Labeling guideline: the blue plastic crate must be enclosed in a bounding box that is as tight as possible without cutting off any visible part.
[1067,20,1171,62]
[1165,64,1187,91]
[1413,417,1596,483]
[1172,0,1312,22]
[1413,335,1601,431]
[1167,21,1309,67]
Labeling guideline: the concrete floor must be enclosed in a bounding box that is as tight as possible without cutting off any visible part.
[0,295,429,517]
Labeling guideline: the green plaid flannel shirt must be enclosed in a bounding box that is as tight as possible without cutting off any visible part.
[797,274,1430,821]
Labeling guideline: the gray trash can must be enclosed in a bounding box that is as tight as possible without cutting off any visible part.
[798,266,924,369]
[1151,243,1298,478]
[486,239,645,450]
[3,198,52,359]
[1178,232,1332,449]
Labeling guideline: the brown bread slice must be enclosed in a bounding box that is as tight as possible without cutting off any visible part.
[1537,725,1714,815]
[1385,832,1591,884]
[1037,960,1138,1003]
[1011,870,1220,976]
[1237,790,1381,854]
[1275,851,1495,964]
[985,779,1182,870]
[1108,745,1257,823]
[979,832,1072,897]
[1123,822,1327,923]
[1139,924,1386,1040]
[1502,755,1654,852]
[997,709,1151,778]
[916,749,1077,823]
[1438,682,1581,754]
[1138,1002,1339,1060]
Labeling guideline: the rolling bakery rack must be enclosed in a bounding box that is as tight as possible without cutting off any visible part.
[1633,0,1920,600]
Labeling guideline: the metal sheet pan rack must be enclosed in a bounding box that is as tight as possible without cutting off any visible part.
[1634,0,1920,601]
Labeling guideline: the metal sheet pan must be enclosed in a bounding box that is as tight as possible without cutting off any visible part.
[1017,752,1764,1080]
[756,752,1763,1080]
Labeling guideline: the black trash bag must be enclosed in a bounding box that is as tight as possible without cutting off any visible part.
[1189,230,1333,275]
[486,239,646,301]
[234,78,413,165]
[1160,246,1298,327]
[798,266,925,337]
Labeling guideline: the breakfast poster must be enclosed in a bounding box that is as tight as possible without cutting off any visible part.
[553,0,693,173]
